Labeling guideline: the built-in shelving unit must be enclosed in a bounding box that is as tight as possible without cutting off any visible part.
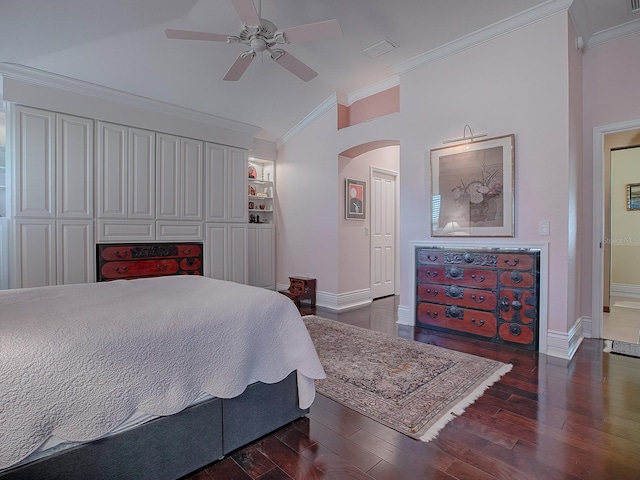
[248,159,274,225]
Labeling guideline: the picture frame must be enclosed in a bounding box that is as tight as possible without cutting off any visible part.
[430,134,515,237]
[627,183,640,210]
[345,178,366,220]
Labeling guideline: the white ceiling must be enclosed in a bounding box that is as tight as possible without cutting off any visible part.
[1,0,638,143]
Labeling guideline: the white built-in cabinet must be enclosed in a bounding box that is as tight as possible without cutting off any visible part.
[10,104,252,287]
[248,224,275,289]
[12,106,94,288]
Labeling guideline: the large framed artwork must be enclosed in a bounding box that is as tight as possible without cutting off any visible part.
[627,183,640,210]
[430,134,515,237]
[345,178,366,220]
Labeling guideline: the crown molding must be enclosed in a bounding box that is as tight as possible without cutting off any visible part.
[391,0,573,75]
[0,63,260,136]
[346,76,400,106]
[277,93,338,148]
[586,18,640,49]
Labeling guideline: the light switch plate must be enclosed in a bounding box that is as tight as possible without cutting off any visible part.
[539,220,550,236]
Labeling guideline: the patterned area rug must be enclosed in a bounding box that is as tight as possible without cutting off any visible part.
[604,339,640,358]
[303,315,512,441]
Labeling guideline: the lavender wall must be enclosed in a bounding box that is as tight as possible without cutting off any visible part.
[398,13,572,334]
[581,31,640,322]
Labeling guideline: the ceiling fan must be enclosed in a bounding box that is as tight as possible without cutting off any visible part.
[165,0,343,82]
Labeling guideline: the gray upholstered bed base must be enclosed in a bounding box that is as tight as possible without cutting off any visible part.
[1,372,307,480]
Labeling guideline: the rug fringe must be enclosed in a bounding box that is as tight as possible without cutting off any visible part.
[419,363,513,442]
[603,340,613,353]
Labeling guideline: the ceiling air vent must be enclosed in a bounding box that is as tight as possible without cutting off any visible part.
[632,0,640,13]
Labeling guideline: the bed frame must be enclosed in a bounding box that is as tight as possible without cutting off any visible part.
[1,372,306,480]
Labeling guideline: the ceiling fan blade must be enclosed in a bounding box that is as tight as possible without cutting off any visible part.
[230,0,261,26]
[279,19,343,43]
[165,29,230,42]
[272,51,318,82]
[223,53,255,81]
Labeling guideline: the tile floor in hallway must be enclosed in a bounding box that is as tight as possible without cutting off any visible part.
[604,296,640,344]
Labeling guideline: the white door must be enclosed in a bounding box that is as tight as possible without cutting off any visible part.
[370,169,397,299]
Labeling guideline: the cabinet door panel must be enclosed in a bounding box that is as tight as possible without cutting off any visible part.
[57,114,93,219]
[14,219,56,288]
[181,138,203,220]
[97,122,127,218]
[257,225,275,289]
[157,133,181,219]
[228,148,248,223]
[205,224,227,280]
[228,224,247,284]
[14,106,55,218]
[205,144,227,222]
[57,220,94,285]
[129,128,155,219]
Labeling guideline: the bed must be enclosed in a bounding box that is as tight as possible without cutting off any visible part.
[0,275,325,479]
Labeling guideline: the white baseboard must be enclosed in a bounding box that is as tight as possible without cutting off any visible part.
[276,284,371,312]
[610,283,640,299]
[546,317,584,360]
[581,316,593,338]
[397,305,411,325]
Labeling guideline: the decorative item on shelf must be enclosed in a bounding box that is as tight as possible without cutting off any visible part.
[248,185,256,196]
[248,163,257,179]
[256,192,268,198]
[249,214,256,223]
[259,203,266,210]
[248,201,255,209]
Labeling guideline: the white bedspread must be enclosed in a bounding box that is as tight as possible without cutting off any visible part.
[0,276,325,469]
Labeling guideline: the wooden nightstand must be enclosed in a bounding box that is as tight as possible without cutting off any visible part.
[279,276,316,312]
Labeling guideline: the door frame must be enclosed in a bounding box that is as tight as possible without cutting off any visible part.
[370,166,399,297]
[592,118,640,339]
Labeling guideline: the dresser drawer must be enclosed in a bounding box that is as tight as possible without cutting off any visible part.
[417,284,497,311]
[417,265,498,289]
[498,322,535,345]
[499,270,535,288]
[101,259,180,279]
[499,289,536,323]
[416,303,497,338]
[496,253,535,271]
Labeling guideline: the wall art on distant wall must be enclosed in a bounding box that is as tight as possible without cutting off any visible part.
[430,134,515,237]
[345,178,366,220]
[627,183,640,210]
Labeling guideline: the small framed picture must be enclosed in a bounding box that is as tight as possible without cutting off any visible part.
[345,178,366,220]
[627,183,640,210]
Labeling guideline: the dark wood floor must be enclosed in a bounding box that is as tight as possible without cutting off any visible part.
[183,296,640,480]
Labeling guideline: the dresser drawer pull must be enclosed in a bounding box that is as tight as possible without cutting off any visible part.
[423,288,439,297]
[463,252,475,263]
[427,254,438,262]
[503,257,520,267]
[446,267,463,279]
[156,264,169,271]
[445,285,464,299]
[423,270,438,279]
[182,247,192,255]
[470,274,485,283]
[446,306,463,319]
[424,309,438,319]
[471,318,485,327]
[509,323,522,336]
[510,271,523,283]
[114,250,129,258]
[115,266,128,274]
[511,300,522,311]
[471,294,485,304]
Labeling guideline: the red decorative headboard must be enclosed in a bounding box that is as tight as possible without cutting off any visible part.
[96,243,203,282]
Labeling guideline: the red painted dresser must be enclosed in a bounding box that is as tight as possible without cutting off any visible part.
[97,243,203,281]
[415,247,540,350]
